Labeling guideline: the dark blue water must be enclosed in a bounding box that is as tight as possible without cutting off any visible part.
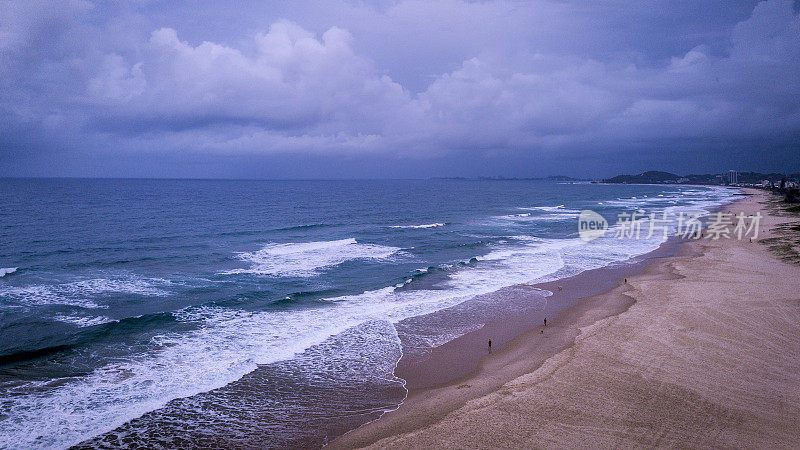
[0,179,736,448]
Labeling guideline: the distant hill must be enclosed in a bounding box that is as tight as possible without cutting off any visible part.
[602,171,794,185]
[603,171,682,184]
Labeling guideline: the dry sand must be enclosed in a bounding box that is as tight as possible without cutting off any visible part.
[331,189,800,449]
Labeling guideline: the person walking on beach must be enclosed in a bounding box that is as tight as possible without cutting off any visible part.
[543,318,547,326]
[488,339,492,352]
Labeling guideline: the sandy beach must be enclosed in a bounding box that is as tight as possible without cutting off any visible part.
[331,189,800,449]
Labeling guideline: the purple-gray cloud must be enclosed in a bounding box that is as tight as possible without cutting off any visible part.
[1,0,798,178]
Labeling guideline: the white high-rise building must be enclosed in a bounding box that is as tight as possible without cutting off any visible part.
[728,170,738,184]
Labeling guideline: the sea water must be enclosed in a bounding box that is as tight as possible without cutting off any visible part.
[0,179,737,448]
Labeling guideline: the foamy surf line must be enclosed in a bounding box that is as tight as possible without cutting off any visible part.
[0,267,17,277]
[516,204,579,212]
[390,187,741,390]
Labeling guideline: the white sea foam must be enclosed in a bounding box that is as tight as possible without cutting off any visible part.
[603,187,736,217]
[0,281,479,447]
[389,223,446,229]
[52,314,115,327]
[0,235,578,448]
[493,206,580,222]
[222,238,402,277]
[518,213,580,222]
[517,204,567,211]
[516,205,582,213]
[0,277,173,309]
[0,267,17,277]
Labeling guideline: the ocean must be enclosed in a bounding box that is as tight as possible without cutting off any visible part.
[0,179,736,448]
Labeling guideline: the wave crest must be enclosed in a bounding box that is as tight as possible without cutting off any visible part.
[389,223,446,229]
[223,238,402,277]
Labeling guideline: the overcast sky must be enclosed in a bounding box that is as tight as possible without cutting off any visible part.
[1,0,798,178]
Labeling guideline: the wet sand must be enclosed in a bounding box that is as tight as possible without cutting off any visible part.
[331,189,800,448]
[394,237,684,390]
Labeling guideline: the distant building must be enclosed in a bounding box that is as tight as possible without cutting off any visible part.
[728,170,738,184]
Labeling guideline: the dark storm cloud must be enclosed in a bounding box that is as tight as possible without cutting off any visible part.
[0,0,798,177]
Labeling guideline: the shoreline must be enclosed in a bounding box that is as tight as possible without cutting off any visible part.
[392,187,739,391]
[331,188,800,448]
[393,235,686,391]
[331,234,695,449]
